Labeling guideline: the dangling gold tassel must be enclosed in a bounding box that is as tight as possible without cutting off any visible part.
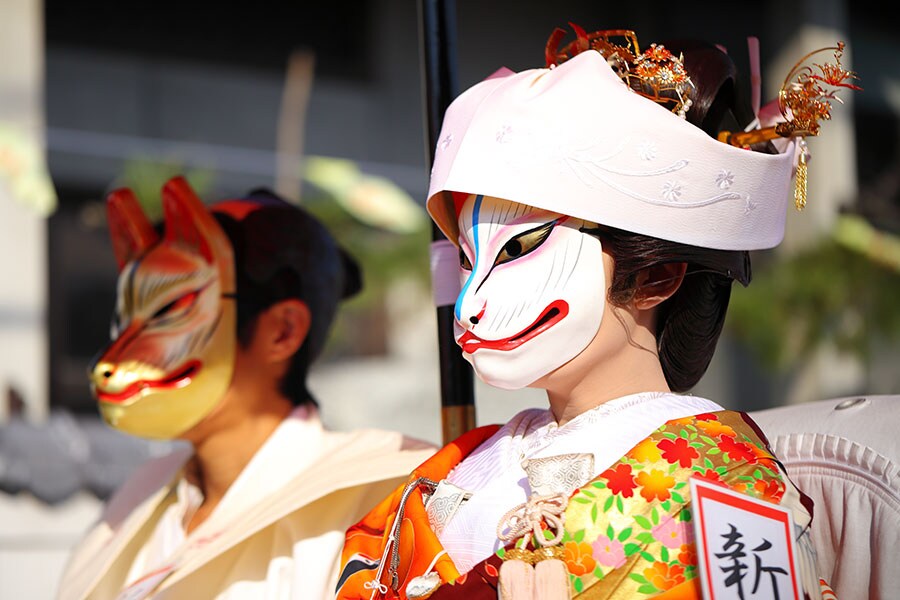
[794,140,808,211]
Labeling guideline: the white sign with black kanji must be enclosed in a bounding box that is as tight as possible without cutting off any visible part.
[690,478,802,600]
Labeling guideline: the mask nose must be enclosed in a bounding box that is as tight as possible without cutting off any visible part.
[90,360,117,390]
[458,300,486,330]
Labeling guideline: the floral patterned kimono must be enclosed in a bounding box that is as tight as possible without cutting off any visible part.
[336,394,831,600]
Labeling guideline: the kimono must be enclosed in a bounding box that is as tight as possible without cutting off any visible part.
[58,407,436,600]
[336,394,832,599]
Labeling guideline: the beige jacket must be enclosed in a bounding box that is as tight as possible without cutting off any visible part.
[750,394,900,600]
[58,415,435,600]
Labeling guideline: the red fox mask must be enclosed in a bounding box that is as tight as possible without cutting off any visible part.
[90,177,237,439]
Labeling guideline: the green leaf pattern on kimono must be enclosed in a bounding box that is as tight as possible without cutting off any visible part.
[550,411,788,597]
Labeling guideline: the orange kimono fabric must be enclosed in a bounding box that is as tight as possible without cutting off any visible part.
[336,411,828,599]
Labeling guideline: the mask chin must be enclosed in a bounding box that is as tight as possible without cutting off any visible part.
[98,360,233,440]
[467,361,541,391]
[464,315,601,391]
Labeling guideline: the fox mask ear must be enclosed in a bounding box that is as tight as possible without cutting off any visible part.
[161,176,230,266]
[106,188,160,271]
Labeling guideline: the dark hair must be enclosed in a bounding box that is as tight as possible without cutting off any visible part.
[594,226,749,391]
[598,40,758,391]
[212,190,362,406]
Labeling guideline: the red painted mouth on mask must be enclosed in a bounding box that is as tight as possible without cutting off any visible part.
[457,300,569,354]
[96,360,202,404]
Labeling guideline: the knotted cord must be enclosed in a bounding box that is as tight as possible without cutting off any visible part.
[496,492,568,548]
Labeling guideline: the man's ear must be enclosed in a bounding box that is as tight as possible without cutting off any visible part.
[633,262,688,310]
[262,299,311,363]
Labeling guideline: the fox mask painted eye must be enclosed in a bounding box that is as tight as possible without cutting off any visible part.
[151,289,201,321]
[458,220,557,271]
[494,220,555,266]
[111,288,204,338]
[459,247,473,270]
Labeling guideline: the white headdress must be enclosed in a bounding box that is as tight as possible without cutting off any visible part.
[426,31,858,252]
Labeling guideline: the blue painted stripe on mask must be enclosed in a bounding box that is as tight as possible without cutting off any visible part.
[455,194,483,320]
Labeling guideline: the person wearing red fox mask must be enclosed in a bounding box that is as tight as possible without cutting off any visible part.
[58,177,435,600]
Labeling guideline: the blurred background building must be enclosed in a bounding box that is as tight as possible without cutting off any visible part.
[1,0,898,597]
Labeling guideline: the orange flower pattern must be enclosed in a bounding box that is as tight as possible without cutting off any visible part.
[752,477,786,503]
[677,543,696,566]
[628,437,662,462]
[695,418,735,438]
[636,469,676,502]
[642,561,685,591]
[564,541,597,576]
[558,410,795,597]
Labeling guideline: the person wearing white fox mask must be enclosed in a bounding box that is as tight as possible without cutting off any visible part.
[335,27,854,600]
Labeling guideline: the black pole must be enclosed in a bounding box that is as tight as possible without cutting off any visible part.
[417,0,476,444]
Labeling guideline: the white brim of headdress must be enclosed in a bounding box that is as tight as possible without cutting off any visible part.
[426,50,796,251]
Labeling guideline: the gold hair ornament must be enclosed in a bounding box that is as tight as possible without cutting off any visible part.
[546,24,696,118]
[718,42,861,210]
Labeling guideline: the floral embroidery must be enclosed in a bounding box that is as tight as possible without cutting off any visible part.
[637,469,675,502]
[637,140,658,161]
[651,516,692,549]
[564,541,597,576]
[601,463,637,497]
[748,442,775,462]
[693,468,726,486]
[715,169,735,189]
[658,437,699,468]
[752,478,786,503]
[718,435,758,463]
[561,411,790,597]
[693,413,719,421]
[564,144,744,210]
[629,438,662,462]
[439,133,454,150]
[643,561,685,591]
[695,418,735,438]
[496,125,512,143]
[592,535,627,568]
[661,180,683,201]
[677,543,696,566]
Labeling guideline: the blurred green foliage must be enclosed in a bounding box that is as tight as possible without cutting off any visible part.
[726,229,900,373]
[303,188,432,359]
[304,192,431,297]
[114,159,214,222]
